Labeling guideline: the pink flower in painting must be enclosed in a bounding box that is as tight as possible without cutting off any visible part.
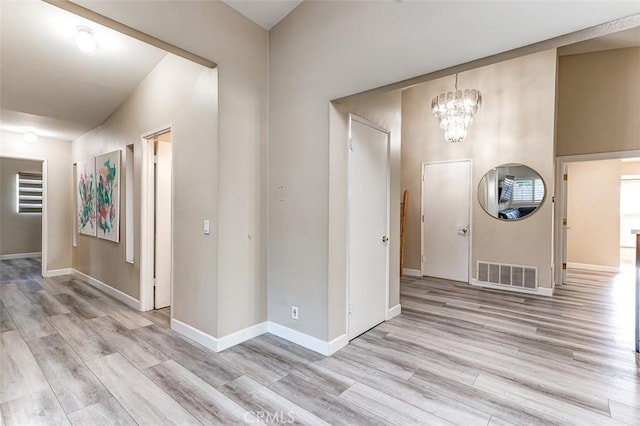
[100,205,108,219]
[100,166,109,180]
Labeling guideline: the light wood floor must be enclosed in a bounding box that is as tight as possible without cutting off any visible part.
[1,258,639,425]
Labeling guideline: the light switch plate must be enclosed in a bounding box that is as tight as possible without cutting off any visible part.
[203,219,210,235]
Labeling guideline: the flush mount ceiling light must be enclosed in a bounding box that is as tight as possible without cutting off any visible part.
[431,74,482,143]
[74,26,97,53]
[23,132,38,142]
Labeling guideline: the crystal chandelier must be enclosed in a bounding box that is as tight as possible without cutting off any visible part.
[431,74,482,143]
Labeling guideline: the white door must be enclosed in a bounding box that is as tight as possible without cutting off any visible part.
[422,161,471,282]
[348,116,389,339]
[154,139,172,309]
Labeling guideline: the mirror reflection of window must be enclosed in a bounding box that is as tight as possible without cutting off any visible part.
[512,178,544,203]
[499,175,514,203]
[478,164,545,221]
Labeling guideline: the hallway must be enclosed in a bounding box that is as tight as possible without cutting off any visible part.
[1,258,639,425]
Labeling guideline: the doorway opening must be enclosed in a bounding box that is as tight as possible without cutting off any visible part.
[0,156,46,278]
[557,153,640,351]
[620,168,640,273]
[561,157,640,277]
[141,128,173,311]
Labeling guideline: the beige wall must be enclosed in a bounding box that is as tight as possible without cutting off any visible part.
[567,160,621,268]
[328,91,401,339]
[557,47,640,156]
[73,54,221,335]
[0,133,72,271]
[402,50,557,289]
[74,0,640,343]
[263,0,634,341]
[0,158,42,255]
[72,0,269,339]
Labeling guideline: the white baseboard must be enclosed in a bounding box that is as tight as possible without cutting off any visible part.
[170,318,268,352]
[386,304,401,320]
[218,321,269,351]
[402,268,422,277]
[0,252,41,260]
[170,318,346,355]
[71,269,141,310]
[566,262,620,274]
[170,319,352,357]
[46,268,72,277]
[470,279,553,297]
[171,318,219,352]
[267,322,347,356]
[327,333,349,356]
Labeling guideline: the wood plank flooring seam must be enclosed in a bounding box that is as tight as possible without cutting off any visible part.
[2,258,638,425]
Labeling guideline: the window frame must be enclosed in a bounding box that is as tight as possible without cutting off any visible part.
[511,177,544,204]
[16,172,43,214]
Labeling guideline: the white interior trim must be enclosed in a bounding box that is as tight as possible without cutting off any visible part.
[557,151,640,163]
[170,319,349,356]
[402,268,422,277]
[140,125,173,313]
[268,322,348,356]
[217,322,269,352]
[566,262,620,274]
[420,159,473,282]
[41,159,48,278]
[555,150,640,286]
[470,278,553,297]
[386,304,401,320]
[45,268,72,277]
[0,252,42,260]
[139,136,154,312]
[345,114,391,341]
[170,318,219,352]
[0,154,47,278]
[72,163,78,248]
[327,333,349,356]
[72,269,141,310]
[171,318,268,352]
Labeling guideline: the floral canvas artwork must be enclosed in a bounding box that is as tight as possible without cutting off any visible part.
[95,150,121,242]
[77,161,97,236]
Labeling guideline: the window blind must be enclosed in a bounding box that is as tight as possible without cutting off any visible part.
[16,172,43,214]
[512,178,543,203]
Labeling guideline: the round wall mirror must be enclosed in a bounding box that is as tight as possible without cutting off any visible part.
[478,164,545,221]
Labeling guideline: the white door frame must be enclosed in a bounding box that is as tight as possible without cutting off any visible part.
[554,150,640,286]
[420,159,473,281]
[140,125,173,311]
[345,113,391,339]
[0,154,47,277]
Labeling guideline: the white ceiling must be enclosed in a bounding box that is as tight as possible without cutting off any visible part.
[0,1,167,141]
[1,1,639,143]
[222,0,303,30]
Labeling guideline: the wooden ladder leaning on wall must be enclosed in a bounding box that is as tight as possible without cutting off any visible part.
[400,190,408,277]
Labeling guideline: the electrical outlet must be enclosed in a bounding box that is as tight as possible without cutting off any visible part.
[291,306,299,320]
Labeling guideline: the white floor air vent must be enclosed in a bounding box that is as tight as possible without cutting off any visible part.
[477,261,537,289]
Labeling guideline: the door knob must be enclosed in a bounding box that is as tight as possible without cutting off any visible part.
[382,236,389,243]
